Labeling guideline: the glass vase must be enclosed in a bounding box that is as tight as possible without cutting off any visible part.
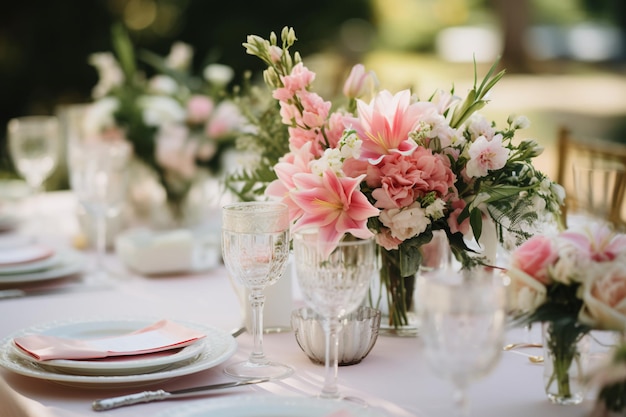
[369,249,418,337]
[369,230,452,337]
[542,322,591,405]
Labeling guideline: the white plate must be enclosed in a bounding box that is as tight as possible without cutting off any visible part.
[0,318,237,388]
[156,395,389,417]
[0,251,62,275]
[9,319,208,376]
[0,248,85,285]
[0,244,54,266]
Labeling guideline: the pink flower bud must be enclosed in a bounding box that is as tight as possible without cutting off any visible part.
[343,64,378,99]
[186,95,214,124]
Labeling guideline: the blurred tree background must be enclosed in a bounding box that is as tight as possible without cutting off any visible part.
[1,0,624,186]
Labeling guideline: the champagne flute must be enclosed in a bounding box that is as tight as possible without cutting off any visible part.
[221,201,293,380]
[7,116,60,227]
[68,139,131,281]
[417,267,506,416]
[292,231,376,400]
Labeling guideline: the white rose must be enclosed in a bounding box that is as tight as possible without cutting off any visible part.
[148,75,179,95]
[88,52,124,98]
[579,262,626,331]
[166,42,193,71]
[138,95,186,127]
[506,267,547,314]
[82,97,119,135]
[203,63,235,86]
[379,202,430,241]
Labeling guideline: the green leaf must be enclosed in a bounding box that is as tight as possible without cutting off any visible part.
[470,208,483,241]
[111,23,136,82]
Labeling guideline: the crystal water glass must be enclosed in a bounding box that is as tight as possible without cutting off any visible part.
[293,231,376,400]
[68,139,131,281]
[7,116,60,229]
[221,201,293,380]
[417,267,506,416]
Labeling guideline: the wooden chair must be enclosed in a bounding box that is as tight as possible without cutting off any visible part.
[556,126,626,229]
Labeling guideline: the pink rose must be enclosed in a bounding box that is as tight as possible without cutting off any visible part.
[510,235,558,284]
[579,262,626,331]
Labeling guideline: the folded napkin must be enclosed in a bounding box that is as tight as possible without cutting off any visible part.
[13,320,206,361]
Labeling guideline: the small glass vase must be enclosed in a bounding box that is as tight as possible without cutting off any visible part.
[369,252,418,337]
[542,322,591,405]
[369,230,452,337]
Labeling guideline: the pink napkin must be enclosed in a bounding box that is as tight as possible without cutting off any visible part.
[13,320,206,361]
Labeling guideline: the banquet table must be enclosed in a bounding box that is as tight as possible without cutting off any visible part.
[0,191,609,417]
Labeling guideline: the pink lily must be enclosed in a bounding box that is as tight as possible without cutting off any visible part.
[290,170,379,256]
[344,89,427,164]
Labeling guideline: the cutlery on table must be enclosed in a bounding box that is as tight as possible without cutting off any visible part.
[502,342,542,351]
[92,378,269,411]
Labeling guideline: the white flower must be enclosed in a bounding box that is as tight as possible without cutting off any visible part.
[166,42,193,71]
[338,131,362,160]
[468,113,495,140]
[203,64,235,86]
[88,52,124,98]
[424,198,446,220]
[82,97,119,135]
[310,148,343,176]
[148,75,179,95]
[465,134,510,178]
[509,114,530,130]
[138,95,186,127]
[551,240,586,284]
[379,202,430,241]
[506,268,547,313]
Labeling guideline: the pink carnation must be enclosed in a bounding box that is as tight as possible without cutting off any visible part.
[368,147,456,209]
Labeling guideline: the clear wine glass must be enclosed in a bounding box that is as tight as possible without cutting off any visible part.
[68,139,131,282]
[7,116,60,228]
[292,231,376,400]
[416,267,506,416]
[221,201,293,380]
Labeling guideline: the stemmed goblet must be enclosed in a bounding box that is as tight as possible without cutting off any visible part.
[416,267,506,416]
[7,116,60,230]
[221,201,293,380]
[292,231,376,400]
[68,139,131,282]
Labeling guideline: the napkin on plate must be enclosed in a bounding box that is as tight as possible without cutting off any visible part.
[13,320,206,361]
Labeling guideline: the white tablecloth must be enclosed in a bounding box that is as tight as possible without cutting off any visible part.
[0,192,606,417]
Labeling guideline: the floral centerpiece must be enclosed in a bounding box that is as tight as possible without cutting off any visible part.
[229,27,564,329]
[86,25,247,225]
[507,222,626,404]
